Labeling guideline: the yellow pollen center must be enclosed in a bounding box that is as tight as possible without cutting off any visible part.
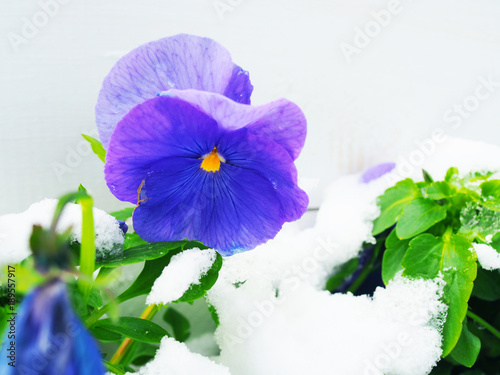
[200,147,222,172]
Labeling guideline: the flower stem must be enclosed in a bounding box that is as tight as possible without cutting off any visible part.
[110,304,159,365]
[347,240,383,294]
[467,310,500,341]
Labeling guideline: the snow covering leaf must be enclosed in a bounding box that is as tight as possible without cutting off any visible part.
[163,308,191,342]
[118,241,207,302]
[382,229,409,284]
[97,241,186,268]
[449,319,481,368]
[173,250,223,303]
[92,317,170,343]
[402,233,477,356]
[396,198,447,239]
[426,181,457,200]
[82,134,106,162]
[372,178,421,235]
[110,207,135,221]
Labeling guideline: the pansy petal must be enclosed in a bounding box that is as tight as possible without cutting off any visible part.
[105,96,220,203]
[133,128,307,255]
[96,34,253,148]
[163,89,307,160]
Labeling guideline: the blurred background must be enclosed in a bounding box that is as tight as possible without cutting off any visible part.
[1,0,500,215]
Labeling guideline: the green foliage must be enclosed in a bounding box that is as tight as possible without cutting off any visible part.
[91,317,170,343]
[163,307,191,342]
[174,251,223,303]
[375,167,500,368]
[110,207,135,221]
[372,179,422,235]
[325,257,359,292]
[82,134,106,162]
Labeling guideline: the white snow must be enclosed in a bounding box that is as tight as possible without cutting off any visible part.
[0,198,124,266]
[129,337,231,375]
[146,248,217,305]
[473,243,500,271]
[201,138,500,375]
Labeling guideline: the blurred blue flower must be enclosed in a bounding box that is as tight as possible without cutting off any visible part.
[0,279,105,375]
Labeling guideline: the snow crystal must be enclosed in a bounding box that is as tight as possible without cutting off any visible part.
[0,198,124,266]
[146,248,217,305]
[129,337,231,375]
[473,243,500,271]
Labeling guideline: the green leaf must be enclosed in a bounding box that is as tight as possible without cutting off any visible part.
[123,232,148,249]
[129,343,159,366]
[91,326,123,342]
[445,167,459,182]
[449,319,481,367]
[110,207,135,221]
[396,198,447,239]
[325,257,358,291]
[82,134,106,162]
[92,317,169,343]
[472,268,500,301]
[422,169,434,183]
[428,361,453,375]
[174,251,223,303]
[402,232,477,356]
[97,241,186,268]
[382,229,410,284]
[163,308,191,342]
[372,179,422,235]
[480,180,500,211]
[425,181,457,200]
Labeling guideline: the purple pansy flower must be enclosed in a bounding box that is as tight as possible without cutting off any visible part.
[96,34,253,149]
[105,90,308,255]
[98,34,308,255]
[1,279,105,375]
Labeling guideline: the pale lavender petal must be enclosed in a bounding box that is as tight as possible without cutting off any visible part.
[96,34,253,148]
[361,162,396,183]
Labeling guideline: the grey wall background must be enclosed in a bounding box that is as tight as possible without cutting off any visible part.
[1,0,500,215]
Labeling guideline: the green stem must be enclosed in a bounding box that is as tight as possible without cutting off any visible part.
[104,360,126,375]
[79,196,95,303]
[467,310,500,341]
[110,305,159,365]
[348,240,384,294]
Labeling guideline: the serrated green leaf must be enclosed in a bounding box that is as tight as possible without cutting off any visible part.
[372,179,422,235]
[110,207,135,221]
[163,308,191,342]
[92,317,169,343]
[325,257,358,291]
[402,232,477,356]
[480,180,500,211]
[175,251,223,303]
[382,229,410,284]
[396,198,448,239]
[449,319,481,367]
[426,181,457,200]
[82,134,106,162]
[97,241,186,268]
